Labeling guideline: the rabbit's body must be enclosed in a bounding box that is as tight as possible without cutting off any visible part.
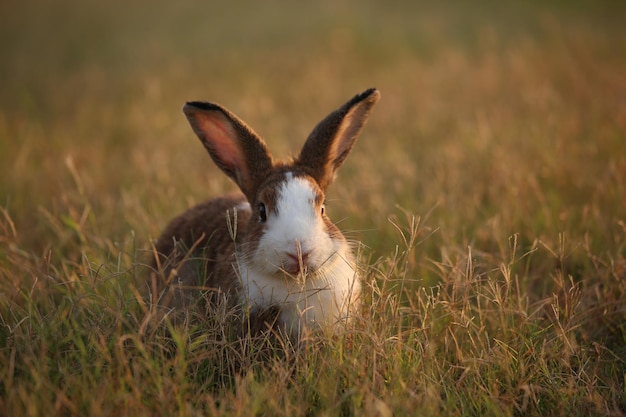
[149,89,380,339]
[152,194,249,304]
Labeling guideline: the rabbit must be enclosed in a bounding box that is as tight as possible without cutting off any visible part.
[148,88,380,340]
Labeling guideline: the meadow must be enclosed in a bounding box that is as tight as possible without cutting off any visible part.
[1,0,626,415]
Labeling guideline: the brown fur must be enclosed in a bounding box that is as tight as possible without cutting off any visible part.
[149,194,249,312]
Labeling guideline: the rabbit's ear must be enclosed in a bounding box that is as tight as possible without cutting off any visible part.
[297,88,380,191]
[183,102,273,201]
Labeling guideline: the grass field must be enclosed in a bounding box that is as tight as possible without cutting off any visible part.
[1,0,626,415]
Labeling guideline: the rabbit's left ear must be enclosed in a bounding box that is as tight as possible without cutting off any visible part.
[297,88,380,191]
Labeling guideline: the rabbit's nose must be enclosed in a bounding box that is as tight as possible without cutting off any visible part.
[284,250,311,276]
[286,250,311,265]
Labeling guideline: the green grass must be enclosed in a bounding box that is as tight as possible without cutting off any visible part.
[2,0,626,415]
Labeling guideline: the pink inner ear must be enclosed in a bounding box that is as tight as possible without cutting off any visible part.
[195,112,245,171]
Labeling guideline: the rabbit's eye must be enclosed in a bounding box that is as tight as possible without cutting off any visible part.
[321,205,326,216]
[258,203,267,223]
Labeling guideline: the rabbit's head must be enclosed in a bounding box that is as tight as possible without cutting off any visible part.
[183,89,380,280]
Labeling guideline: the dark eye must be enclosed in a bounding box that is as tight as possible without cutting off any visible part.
[258,203,267,223]
[321,204,326,216]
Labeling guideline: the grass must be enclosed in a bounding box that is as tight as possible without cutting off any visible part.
[1,0,626,415]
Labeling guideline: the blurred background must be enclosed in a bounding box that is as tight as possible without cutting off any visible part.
[3,3,626,414]
[1,0,625,268]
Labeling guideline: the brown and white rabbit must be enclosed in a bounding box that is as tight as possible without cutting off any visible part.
[149,88,380,340]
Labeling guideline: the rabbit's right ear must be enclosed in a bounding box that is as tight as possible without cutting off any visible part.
[183,102,274,202]
[297,88,380,191]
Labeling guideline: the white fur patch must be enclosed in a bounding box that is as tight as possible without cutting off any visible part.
[269,173,321,260]
[235,201,251,212]
[241,250,360,338]
[237,172,360,337]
